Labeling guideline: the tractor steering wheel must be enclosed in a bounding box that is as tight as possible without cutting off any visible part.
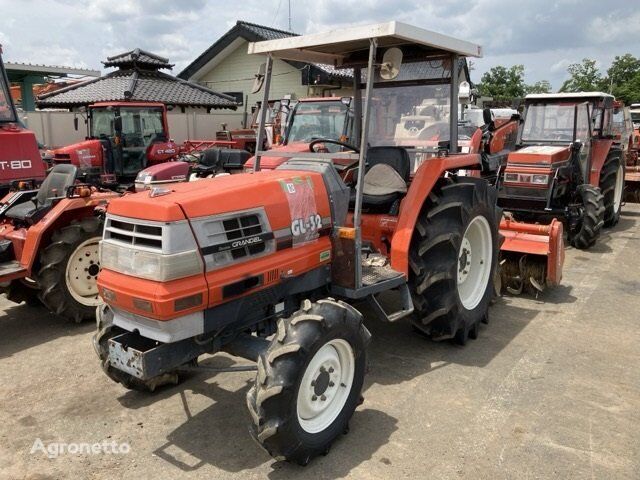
[308,138,360,153]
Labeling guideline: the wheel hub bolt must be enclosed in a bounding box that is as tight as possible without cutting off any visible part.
[312,395,317,401]
[329,381,335,388]
[328,367,334,373]
[320,395,327,401]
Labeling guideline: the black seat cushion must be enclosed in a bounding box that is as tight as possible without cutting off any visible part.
[366,146,410,182]
[5,164,78,222]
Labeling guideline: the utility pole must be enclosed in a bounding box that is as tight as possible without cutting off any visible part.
[288,0,291,31]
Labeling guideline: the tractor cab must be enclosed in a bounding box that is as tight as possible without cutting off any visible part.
[243,96,354,170]
[50,102,178,185]
[0,46,46,194]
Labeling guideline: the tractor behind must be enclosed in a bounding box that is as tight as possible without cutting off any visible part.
[0,46,47,196]
[624,103,640,201]
[498,93,624,253]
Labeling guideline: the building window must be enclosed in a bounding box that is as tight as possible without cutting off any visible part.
[224,92,244,106]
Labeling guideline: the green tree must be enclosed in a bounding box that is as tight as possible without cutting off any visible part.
[525,80,552,94]
[559,58,604,92]
[605,54,640,104]
[477,65,526,101]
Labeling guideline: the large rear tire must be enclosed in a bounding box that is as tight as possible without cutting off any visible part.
[37,217,103,322]
[569,185,604,249]
[409,176,500,344]
[599,152,624,227]
[247,298,370,465]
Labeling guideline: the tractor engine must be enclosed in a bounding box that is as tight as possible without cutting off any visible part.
[97,161,348,345]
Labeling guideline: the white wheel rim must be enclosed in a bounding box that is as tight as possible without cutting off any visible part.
[613,164,624,213]
[457,215,493,310]
[65,237,102,307]
[296,338,355,434]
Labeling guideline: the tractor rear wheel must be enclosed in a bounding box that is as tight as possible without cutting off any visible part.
[247,298,370,465]
[569,185,605,249]
[409,176,500,344]
[600,152,624,227]
[93,304,181,392]
[37,217,104,322]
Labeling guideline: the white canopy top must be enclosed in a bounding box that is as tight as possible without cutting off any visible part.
[247,21,483,66]
[526,92,614,100]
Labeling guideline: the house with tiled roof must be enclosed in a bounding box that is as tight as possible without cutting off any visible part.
[37,49,237,112]
[178,21,352,109]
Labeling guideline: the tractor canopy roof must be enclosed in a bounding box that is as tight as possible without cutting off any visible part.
[525,92,614,107]
[247,21,482,66]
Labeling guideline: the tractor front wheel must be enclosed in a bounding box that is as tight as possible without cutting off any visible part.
[37,217,104,322]
[409,176,500,344]
[247,298,370,465]
[569,185,605,249]
[599,152,624,227]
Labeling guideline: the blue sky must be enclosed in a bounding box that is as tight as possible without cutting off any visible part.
[1,0,639,89]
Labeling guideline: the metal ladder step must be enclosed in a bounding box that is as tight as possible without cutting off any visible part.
[366,282,414,322]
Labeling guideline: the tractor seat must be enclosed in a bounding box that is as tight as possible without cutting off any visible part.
[5,164,78,223]
[356,146,410,212]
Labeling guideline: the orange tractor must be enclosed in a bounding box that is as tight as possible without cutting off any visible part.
[93,22,564,465]
[0,98,247,321]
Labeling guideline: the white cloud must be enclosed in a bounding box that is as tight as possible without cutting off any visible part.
[0,0,638,89]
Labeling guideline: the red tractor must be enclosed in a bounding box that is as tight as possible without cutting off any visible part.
[48,102,181,188]
[0,46,47,195]
[93,22,564,465]
[621,102,640,202]
[498,93,624,253]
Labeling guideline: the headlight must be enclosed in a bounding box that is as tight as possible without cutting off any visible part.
[100,241,203,281]
[532,174,549,185]
[504,173,519,183]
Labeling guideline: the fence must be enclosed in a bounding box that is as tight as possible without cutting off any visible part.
[20,110,245,149]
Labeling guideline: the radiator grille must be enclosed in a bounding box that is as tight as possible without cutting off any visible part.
[105,218,163,250]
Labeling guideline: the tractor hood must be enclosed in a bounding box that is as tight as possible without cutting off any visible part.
[49,138,103,169]
[507,145,571,165]
[107,169,332,229]
[244,142,312,170]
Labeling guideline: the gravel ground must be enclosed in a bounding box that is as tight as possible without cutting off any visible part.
[1,205,639,480]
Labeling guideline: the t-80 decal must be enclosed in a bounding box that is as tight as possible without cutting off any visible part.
[291,213,322,237]
[0,160,32,170]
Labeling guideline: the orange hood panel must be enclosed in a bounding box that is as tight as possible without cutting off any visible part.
[106,170,331,229]
[508,145,571,165]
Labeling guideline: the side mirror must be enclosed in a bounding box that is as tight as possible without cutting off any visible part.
[73,115,79,131]
[114,115,122,133]
[280,98,290,107]
[458,81,471,105]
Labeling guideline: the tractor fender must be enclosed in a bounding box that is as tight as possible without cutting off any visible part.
[18,192,119,274]
[589,139,616,186]
[390,153,482,276]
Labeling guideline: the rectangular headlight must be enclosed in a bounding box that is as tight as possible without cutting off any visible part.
[531,174,549,185]
[504,173,519,183]
[100,241,203,281]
